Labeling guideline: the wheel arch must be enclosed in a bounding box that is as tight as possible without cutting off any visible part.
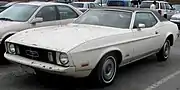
[1,32,16,44]
[97,47,123,67]
[165,33,174,46]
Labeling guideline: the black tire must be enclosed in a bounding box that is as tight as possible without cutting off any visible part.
[0,35,13,64]
[156,39,171,61]
[0,42,9,64]
[89,53,117,87]
[164,14,167,19]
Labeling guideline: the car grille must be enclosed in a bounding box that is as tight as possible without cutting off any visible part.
[16,44,56,64]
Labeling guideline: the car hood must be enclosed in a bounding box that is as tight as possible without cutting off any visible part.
[7,24,130,52]
[0,20,23,28]
[0,20,23,32]
[172,13,180,18]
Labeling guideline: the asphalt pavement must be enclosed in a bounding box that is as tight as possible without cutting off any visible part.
[0,38,180,90]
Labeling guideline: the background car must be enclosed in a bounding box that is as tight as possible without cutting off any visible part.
[140,1,176,20]
[0,1,8,6]
[4,7,179,86]
[0,2,19,13]
[0,1,82,63]
[172,4,180,13]
[70,2,101,12]
[170,13,180,29]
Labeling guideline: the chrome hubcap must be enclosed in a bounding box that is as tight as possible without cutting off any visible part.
[102,56,116,83]
[163,41,170,59]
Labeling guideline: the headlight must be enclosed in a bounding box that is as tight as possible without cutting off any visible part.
[7,43,16,54]
[56,52,69,66]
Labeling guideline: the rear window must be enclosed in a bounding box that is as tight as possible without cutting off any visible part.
[140,2,159,9]
[70,3,84,8]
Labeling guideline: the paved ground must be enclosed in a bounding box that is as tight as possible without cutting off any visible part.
[0,38,180,90]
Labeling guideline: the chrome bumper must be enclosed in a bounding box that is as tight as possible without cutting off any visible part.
[4,53,91,77]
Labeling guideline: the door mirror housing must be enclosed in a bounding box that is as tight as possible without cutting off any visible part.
[31,17,43,24]
[138,23,145,28]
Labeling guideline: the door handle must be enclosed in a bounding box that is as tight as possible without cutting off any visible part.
[155,31,159,34]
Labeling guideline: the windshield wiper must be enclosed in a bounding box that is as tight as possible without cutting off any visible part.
[0,18,13,21]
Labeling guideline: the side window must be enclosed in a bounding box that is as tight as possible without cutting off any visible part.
[165,3,171,10]
[90,3,95,8]
[134,12,158,28]
[36,6,57,21]
[160,3,165,9]
[56,5,78,20]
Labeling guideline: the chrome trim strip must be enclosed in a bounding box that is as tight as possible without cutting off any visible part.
[120,48,160,67]
[83,34,160,51]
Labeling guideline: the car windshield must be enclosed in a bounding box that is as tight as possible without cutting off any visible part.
[74,10,132,28]
[0,4,39,22]
[70,3,84,8]
[140,2,159,9]
[173,4,180,11]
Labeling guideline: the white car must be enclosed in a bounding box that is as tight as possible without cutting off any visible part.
[170,13,180,29]
[4,7,179,86]
[140,1,176,20]
[0,1,82,60]
[70,2,101,12]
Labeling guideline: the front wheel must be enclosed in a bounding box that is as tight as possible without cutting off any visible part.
[89,53,117,87]
[156,39,171,61]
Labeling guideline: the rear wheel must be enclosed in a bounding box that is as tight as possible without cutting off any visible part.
[156,39,171,61]
[89,53,117,87]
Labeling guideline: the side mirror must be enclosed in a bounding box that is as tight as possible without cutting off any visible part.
[31,17,43,24]
[138,23,145,28]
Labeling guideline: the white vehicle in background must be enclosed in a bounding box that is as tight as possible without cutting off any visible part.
[4,7,179,86]
[140,1,176,20]
[70,2,101,12]
[0,1,82,62]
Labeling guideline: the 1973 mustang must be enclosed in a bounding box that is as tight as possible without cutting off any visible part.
[4,7,179,86]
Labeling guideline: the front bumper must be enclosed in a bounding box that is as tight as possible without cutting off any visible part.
[4,53,91,78]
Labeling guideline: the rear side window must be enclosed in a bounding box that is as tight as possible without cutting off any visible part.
[140,2,159,9]
[36,6,57,21]
[56,5,78,20]
[134,12,158,28]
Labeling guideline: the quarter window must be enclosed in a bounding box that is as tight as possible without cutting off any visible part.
[36,6,57,21]
[56,5,78,20]
[134,12,157,28]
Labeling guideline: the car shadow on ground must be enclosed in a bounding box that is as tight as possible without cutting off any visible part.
[18,55,167,90]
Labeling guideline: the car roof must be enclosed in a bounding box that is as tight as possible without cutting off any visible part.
[18,1,68,6]
[142,1,168,3]
[91,7,168,22]
[93,7,154,12]
[72,2,96,4]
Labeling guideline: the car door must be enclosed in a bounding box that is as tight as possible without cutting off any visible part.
[165,3,175,20]
[56,5,79,25]
[132,12,161,60]
[31,5,60,28]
